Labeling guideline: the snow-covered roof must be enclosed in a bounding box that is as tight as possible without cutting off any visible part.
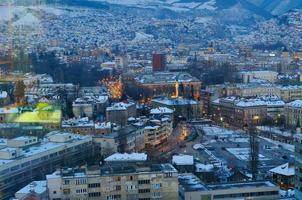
[269,163,295,176]
[16,181,47,195]
[106,102,135,111]
[287,100,302,108]
[0,91,7,99]
[195,163,214,172]
[172,155,194,165]
[104,153,147,162]
[150,107,174,115]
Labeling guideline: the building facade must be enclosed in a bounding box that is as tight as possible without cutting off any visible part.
[47,163,179,200]
[0,132,93,199]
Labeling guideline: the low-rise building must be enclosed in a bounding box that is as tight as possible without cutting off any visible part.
[269,163,295,189]
[15,181,47,200]
[179,174,280,200]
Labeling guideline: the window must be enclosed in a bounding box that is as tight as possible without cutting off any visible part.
[116,185,121,191]
[63,189,70,195]
[152,183,162,189]
[138,180,150,185]
[88,183,100,188]
[138,189,150,193]
[153,192,161,198]
[76,189,87,194]
[76,179,87,185]
[88,192,101,197]
[64,180,70,185]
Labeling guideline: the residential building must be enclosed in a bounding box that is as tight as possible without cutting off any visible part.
[144,117,172,149]
[47,163,179,200]
[93,124,144,157]
[72,96,109,119]
[106,102,136,126]
[212,96,284,127]
[0,132,93,199]
[239,70,278,83]
[285,100,302,128]
[152,53,166,71]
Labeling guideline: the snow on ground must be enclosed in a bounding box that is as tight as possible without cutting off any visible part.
[13,12,39,27]
[197,0,216,11]
[132,32,153,43]
[91,0,162,6]
[195,16,213,24]
[0,6,27,21]
[193,143,204,150]
[30,6,64,16]
[257,126,292,137]
[259,136,294,152]
[172,2,201,9]
[226,148,269,161]
[201,126,234,136]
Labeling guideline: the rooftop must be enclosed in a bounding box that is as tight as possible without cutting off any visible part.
[172,155,194,166]
[104,153,147,162]
[15,180,47,195]
[269,163,295,176]
[287,100,302,108]
[152,97,197,106]
[100,163,177,176]
[135,72,200,84]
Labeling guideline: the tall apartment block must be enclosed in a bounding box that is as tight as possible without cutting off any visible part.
[47,162,179,200]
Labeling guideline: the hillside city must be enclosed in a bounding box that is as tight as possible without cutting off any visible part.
[0,0,302,200]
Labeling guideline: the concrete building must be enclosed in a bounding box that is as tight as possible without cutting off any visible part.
[222,83,280,98]
[179,174,280,200]
[72,96,109,119]
[106,102,136,126]
[62,117,113,135]
[152,53,166,71]
[285,100,302,128]
[152,97,203,120]
[212,96,285,127]
[93,124,144,158]
[144,117,172,149]
[134,72,202,100]
[150,107,174,120]
[279,85,302,102]
[239,70,278,83]
[47,163,179,200]
[0,132,93,199]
